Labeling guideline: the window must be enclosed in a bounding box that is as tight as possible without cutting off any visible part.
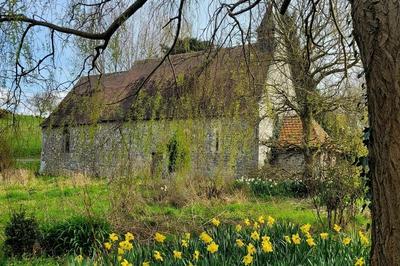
[63,127,70,153]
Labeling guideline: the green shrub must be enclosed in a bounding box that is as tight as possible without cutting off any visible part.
[41,216,110,256]
[4,210,40,256]
[313,159,365,228]
[167,130,190,174]
[236,177,308,198]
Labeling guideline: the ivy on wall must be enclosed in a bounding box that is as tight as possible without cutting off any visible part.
[167,129,190,173]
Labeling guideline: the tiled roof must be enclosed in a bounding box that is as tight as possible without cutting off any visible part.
[277,116,329,147]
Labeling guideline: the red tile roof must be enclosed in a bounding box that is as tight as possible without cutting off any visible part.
[277,116,329,147]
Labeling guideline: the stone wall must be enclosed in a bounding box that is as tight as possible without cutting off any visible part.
[270,150,304,176]
[40,118,260,178]
[270,150,331,177]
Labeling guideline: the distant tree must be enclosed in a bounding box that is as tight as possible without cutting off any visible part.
[28,90,57,118]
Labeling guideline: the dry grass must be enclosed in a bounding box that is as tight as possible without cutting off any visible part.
[0,169,35,185]
[105,172,248,240]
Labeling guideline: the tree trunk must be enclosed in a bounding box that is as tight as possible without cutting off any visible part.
[351,1,400,265]
[281,13,318,187]
[301,104,315,187]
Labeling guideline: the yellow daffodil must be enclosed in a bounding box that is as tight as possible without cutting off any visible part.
[121,259,132,266]
[117,256,122,262]
[75,255,83,264]
[284,235,291,243]
[236,239,245,247]
[200,231,213,244]
[236,224,242,232]
[193,250,200,260]
[184,232,191,240]
[211,218,220,227]
[267,216,275,227]
[244,218,251,226]
[119,240,133,251]
[243,253,253,265]
[305,232,312,239]
[104,242,112,250]
[181,239,189,248]
[292,233,301,245]
[251,231,260,241]
[261,237,273,253]
[358,231,369,246]
[343,237,352,245]
[258,215,265,224]
[306,237,316,247]
[333,224,342,233]
[118,248,124,255]
[125,232,134,242]
[207,242,219,253]
[153,251,163,261]
[154,232,166,243]
[320,232,329,240]
[300,224,311,234]
[142,261,150,266]
[109,233,119,242]
[253,221,260,229]
[247,243,256,255]
[173,250,182,259]
[355,257,365,266]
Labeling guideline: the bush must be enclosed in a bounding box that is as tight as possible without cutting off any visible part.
[4,210,40,256]
[313,159,365,228]
[41,216,110,256]
[236,177,308,198]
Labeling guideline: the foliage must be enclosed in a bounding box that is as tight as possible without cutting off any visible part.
[41,216,110,256]
[167,130,190,174]
[4,209,40,256]
[161,37,212,55]
[236,177,308,198]
[0,114,42,158]
[0,109,11,118]
[71,218,370,266]
[28,90,58,118]
[313,159,366,228]
[320,112,368,159]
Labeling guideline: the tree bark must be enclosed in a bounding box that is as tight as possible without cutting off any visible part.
[301,104,315,185]
[351,1,400,265]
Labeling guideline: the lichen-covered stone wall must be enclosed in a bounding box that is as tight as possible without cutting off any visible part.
[271,151,305,175]
[40,118,259,178]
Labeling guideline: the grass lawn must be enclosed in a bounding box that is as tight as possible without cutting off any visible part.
[0,172,370,265]
[0,175,318,265]
[0,114,42,159]
[0,174,369,238]
[0,176,319,240]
